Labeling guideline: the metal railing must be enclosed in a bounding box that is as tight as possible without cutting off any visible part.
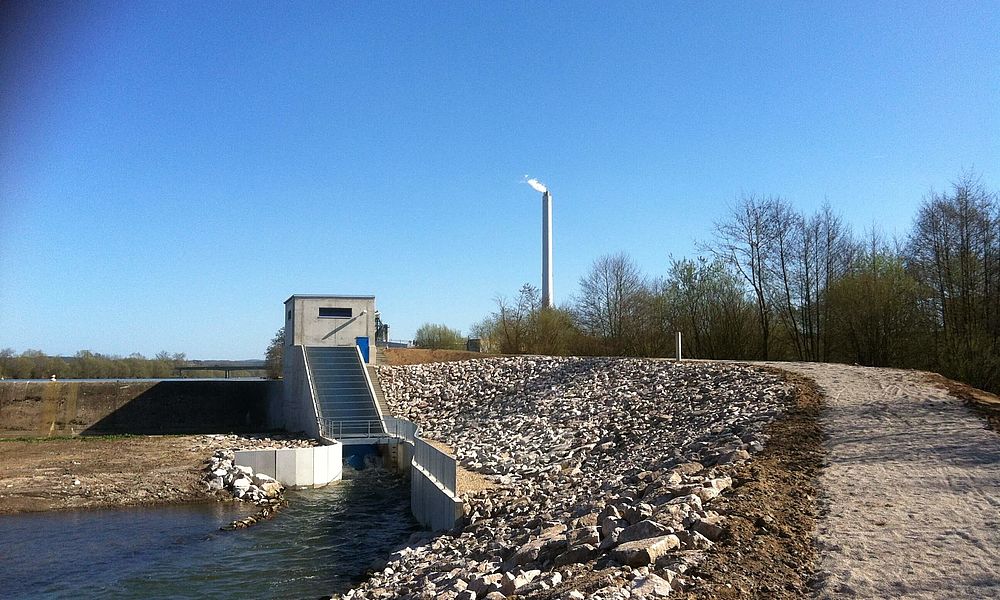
[318,418,387,439]
[319,414,458,496]
[383,416,418,443]
[357,345,384,421]
[413,437,457,495]
[301,346,324,435]
[382,416,456,495]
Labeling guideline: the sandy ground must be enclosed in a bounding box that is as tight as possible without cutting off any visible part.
[0,435,222,514]
[0,434,310,514]
[770,362,1000,599]
[422,437,494,494]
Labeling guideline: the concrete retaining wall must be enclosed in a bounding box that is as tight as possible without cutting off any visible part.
[384,416,464,531]
[277,346,321,438]
[234,444,343,488]
[414,437,457,494]
[410,448,465,531]
[0,380,279,436]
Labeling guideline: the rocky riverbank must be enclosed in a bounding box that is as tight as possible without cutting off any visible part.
[337,357,798,599]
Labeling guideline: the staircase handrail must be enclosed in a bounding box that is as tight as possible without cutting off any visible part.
[356,344,386,426]
[300,346,324,437]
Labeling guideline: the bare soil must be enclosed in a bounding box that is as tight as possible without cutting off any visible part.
[382,348,494,365]
[676,368,824,599]
[422,437,494,494]
[0,435,228,514]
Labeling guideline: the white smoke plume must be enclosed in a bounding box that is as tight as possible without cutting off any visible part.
[524,176,548,193]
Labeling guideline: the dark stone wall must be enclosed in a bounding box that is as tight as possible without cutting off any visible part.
[0,380,281,436]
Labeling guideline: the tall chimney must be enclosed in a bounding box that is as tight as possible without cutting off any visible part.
[542,190,553,308]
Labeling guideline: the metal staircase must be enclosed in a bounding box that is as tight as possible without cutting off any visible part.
[305,346,385,438]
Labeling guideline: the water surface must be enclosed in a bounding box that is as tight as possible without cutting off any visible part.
[0,469,417,599]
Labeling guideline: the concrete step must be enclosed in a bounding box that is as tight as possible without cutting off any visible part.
[366,365,391,416]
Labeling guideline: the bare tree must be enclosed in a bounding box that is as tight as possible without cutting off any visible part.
[710,194,782,359]
[575,252,647,355]
[767,198,806,359]
[797,203,854,361]
[478,284,540,354]
[907,172,999,389]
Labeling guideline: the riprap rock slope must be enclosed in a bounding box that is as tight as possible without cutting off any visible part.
[344,356,793,599]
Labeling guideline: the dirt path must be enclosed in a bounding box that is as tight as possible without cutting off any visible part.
[771,362,1000,599]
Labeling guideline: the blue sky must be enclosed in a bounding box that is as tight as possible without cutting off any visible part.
[1,1,998,359]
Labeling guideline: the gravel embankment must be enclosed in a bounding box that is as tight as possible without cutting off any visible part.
[339,356,796,599]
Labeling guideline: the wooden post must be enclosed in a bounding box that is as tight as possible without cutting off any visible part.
[676,331,682,361]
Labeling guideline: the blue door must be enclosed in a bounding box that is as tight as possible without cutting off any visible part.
[355,336,370,363]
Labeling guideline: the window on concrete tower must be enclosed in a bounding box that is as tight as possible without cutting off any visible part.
[318,307,352,318]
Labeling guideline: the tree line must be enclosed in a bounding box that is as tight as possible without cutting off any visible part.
[0,349,189,379]
[413,323,466,350]
[472,172,1000,394]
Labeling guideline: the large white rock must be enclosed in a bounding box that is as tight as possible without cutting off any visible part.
[611,535,680,566]
[252,473,276,486]
[631,573,673,597]
[618,519,672,545]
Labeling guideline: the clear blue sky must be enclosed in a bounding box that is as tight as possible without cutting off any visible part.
[1,1,997,359]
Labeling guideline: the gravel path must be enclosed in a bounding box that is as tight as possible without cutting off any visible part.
[772,362,1000,599]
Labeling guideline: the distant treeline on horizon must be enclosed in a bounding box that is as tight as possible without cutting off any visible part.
[0,350,266,380]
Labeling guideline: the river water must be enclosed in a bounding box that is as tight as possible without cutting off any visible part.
[0,469,418,599]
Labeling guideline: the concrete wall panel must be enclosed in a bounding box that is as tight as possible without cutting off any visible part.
[316,443,343,485]
[234,449,276,479]
[238,445,341,488]
[274,447,299,487]
[292,447,314,487]
[0,380,278,437]
[312,444,328,486]
[411,462,463,531]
